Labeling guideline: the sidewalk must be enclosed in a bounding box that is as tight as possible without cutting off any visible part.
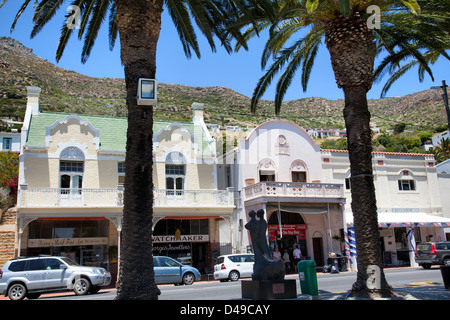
[1,272,449,301]
[316,282,450,300]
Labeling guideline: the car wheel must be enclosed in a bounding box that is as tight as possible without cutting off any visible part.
[443,258,450,266]
[422,264,432,269]
[229,270,240,281]
[8,283,27,301]
[73,277,91,295]
[182,272,195,285]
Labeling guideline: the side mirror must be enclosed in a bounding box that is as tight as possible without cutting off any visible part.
[60,264,68,269]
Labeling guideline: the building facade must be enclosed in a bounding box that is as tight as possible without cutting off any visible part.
[15,87,234,281]
[219,120,450,269]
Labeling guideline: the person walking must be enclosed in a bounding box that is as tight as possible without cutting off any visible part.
[293,245,303,272]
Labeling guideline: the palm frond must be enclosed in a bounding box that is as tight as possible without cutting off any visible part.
[30,0,65,38]
[166,0,201,59]
[81,0,111,63]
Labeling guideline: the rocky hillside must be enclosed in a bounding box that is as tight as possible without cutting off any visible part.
[0,36,448,132]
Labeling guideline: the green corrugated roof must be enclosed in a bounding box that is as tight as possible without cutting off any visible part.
[26,112,213,154]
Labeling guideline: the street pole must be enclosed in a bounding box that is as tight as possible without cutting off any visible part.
[431,80,450,132]
[442,80,450,132]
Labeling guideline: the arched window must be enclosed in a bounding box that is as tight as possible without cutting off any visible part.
[290,160,307,183]
[258,158,276,182]
[59,147,84,193]
[165,152,186,195]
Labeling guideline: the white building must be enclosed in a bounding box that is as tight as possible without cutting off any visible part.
[219,120,450,269]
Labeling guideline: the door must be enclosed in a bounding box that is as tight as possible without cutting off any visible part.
[41,258,67,289]
[239,255,255,278]
[60,174,83,205]
[23,259,45,290]
[156,256,182,284]
[312,238,324,266]
[292,172,306,182]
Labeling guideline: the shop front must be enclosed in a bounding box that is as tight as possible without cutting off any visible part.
[152,218,215,274]
[24,218,113,269]
[346,210,450,268]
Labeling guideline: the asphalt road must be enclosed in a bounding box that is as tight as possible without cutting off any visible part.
[29,266,446,301]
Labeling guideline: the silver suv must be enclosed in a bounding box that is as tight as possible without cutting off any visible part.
[415,242,450,269]
[0,256,111,300]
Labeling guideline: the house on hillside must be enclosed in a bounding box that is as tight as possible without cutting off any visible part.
[14,87,234,282]
[0,130,21,153]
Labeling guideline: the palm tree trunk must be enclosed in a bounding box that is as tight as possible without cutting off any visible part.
[325,14,398,298]
[114,0,163,300]
[342,86,396,298]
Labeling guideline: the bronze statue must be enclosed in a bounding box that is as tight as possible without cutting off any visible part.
[245,209,285,281]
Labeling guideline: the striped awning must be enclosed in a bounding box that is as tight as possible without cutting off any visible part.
[346,211,450,227]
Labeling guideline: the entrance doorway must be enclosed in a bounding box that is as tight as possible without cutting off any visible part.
[268,211,308,271]
[313,237,324,266]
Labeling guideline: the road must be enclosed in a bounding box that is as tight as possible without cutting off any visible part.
[32,266,446,300]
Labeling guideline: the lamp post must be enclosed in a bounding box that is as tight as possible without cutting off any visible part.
[431,80,450,132]
[137,78,157,105]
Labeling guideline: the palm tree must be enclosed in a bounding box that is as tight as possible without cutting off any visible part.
[228,0,449,298]
[1,0,244,300]
[373,0,450,97]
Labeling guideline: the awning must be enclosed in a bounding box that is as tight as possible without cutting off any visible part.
[345,211,450,227]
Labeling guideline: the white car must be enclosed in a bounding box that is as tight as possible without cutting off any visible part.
[214,254,254,281]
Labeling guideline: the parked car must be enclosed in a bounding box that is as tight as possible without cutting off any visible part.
[214,254,254,281]
[0,256,111,300]
[153,256,200,285]
[415,241,450,269]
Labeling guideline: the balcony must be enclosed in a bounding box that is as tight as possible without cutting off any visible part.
[243,181,345,204]
[18,185,234,208]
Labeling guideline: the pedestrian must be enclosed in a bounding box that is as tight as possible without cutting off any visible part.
[293,245,302,272]
[273,248,281,260]
[282,249,291,274]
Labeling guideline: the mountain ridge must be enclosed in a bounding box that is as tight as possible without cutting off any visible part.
[0,36,447,132]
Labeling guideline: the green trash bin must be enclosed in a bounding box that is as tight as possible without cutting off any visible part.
[298,260,319,296]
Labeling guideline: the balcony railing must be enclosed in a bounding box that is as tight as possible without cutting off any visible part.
[18,185,234,208]
[244,181,344,201]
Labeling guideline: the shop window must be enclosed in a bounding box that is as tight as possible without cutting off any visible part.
[398,179,415,191]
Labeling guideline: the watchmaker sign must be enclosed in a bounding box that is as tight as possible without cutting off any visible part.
[152,235,209,243]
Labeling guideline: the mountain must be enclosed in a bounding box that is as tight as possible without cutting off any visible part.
[0,36,448,132]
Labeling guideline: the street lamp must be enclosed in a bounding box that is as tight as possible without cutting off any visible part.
[137,78,157,105]
[431,80,450,132]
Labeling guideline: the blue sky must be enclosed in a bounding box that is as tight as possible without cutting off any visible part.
[0,1,448,102]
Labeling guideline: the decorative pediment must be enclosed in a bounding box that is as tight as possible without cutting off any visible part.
[45,114,100,149]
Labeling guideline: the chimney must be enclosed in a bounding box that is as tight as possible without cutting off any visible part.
[191,102,204,122]
[26,86,41,115]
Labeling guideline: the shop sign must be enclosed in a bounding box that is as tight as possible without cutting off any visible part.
[268,225,306,239]
[152,235,209,243]
[153,243,191,254]
[28,237,108,247]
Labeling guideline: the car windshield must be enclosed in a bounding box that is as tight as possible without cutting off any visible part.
[60,257,79,266]
[417,243,431,251]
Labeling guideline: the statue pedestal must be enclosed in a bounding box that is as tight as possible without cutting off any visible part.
[241,279,297,300]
